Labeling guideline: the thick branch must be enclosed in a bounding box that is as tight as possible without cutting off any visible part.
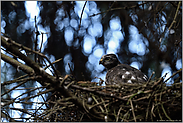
[1,53,35,75]
[1,36,110,121]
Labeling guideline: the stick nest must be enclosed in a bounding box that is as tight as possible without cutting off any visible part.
[42,73,182,122]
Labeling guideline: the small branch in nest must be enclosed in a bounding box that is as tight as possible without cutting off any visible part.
[151,77,163,89]
[60,75,71,87]
[161,103,173,121]
[116,106,123,122]
[89,100,110,110]
[129,99,136,122]
[92,95,104,113]
[146,71,155,86]
[145,97,152,121]
[65,81,75,89]
[151,103,156,117]
[126,90,144,105]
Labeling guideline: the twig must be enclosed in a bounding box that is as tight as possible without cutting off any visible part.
[145,98,151,121]
[60,75,70,86]
[78,1,87,30]
[92,95,104,113]
[89,100,109,110]
[44,57,63,70]
[164,68,182,83]
[169,2,182,11]
[65,81,75,89]
[34,16,39,63]
[168,1,181,31]
[90,2,147,17]
[1,76,41,97]
[1,74,28,86]
[146,71,155,85]
[101,98,108,113]
[1,36,59,79]
[151,103,156,117]
[1,53,35,76]
[68,62,74,77]
[151,77,163,89]
[129,99,136,122]
[161,103,173,121]
[116,106,123,122]
[101,1,116,20]
[38,32,48,53]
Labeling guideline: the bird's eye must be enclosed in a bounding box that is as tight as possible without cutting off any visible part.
[105,57,111,61]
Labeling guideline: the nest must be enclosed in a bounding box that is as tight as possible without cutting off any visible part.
[40,72,182,122]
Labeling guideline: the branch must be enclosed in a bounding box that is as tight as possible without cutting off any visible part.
[1,53,34,75]
[78,1,87,30]
[168,1,181,31]
[1,35,110,121]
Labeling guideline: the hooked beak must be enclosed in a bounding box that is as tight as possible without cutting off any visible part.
[99,59,103,65]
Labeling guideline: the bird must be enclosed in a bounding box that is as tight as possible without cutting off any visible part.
[99,54,148,85]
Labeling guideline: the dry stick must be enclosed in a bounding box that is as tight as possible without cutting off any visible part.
[1,76,41,97]
[65,81,75,89]
[101,98,108,113]
[1,36,59,79]
[101,1,116,20]
[82,97,109,121]
[3,88,54,109]
[169,2,182,11]
[1,46,19,59]
[129,99,136,122]
[60,75,70,86]
[161,103,173,122]
[1,111,17,122]
[164,68,182,83]
[10,107,33,115]
[39,32,45,53]
[139,2,169,34]
[2,40,109,121]
[19,88,55,102]
[2,86,46,108]
[168,1,181,31]
[151,103,156,117]
[79,113,85,122]
[70,84,177,107]
[90,2,147,17]
[78,1,87,30]
[44,58,63,70]
[92,95,104,113]
[116,106,123,122]
[68,62,74,77]
[1,53,35,76]
[146,71,155,85]
[1,74,28,86]
[43,101,59,119]
[145,97,152,121]
[89,100,110,110]
[34,16,39,63]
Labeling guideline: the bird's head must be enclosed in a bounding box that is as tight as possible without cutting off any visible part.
[99,54,121,70]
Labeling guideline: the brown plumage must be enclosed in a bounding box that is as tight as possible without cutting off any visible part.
[99,54,148,85]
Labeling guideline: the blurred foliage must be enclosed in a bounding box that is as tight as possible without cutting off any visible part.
[1,1,182,122]
[1,1,182,80]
